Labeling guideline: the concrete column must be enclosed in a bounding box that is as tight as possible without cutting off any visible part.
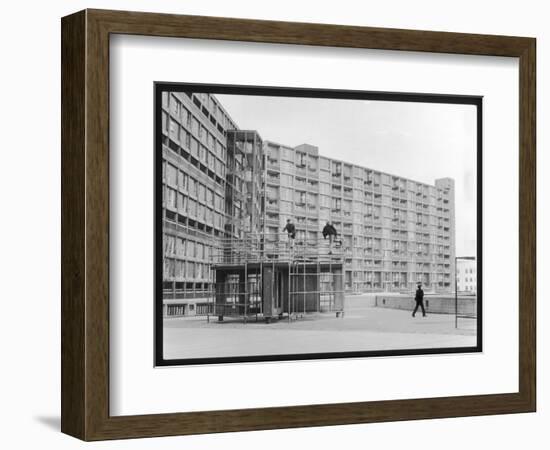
[262,265,274,321]
[333,266,344,316]
[215,270,226,319]
[238,270,246,315]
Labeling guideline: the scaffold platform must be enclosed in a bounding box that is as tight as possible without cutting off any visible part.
[209,233,345,323]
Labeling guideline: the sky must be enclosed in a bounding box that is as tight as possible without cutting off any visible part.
[216,94,477,257]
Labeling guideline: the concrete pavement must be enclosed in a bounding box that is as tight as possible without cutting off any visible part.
[163,295,477,360]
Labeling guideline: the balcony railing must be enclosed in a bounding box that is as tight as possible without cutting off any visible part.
[210,232,345,265]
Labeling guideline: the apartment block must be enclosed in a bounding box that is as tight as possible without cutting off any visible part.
[161,92,239,315]
[263,141,456,293]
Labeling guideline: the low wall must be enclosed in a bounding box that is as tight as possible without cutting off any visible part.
[374,294,477,316]
[345,295,377,307]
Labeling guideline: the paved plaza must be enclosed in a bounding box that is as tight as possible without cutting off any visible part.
[163,295,477,360]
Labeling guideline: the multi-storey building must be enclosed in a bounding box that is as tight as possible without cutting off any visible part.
[263,141,456,293]
[160,91,456,316]
[162,92,244,316]
[456,257,477,294]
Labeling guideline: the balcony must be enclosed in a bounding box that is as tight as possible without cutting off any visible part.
[307,181,319,191]
[295,178,307,189]
[266,174,280,185]
[266,158,279,168]
[296,167,307,177]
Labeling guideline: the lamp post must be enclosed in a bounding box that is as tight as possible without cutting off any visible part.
[455,256,458,328]
[454,256,469,329]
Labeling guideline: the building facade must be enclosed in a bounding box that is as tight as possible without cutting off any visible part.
[161,91,244,316]
[263,141,456,293]
[161,91,456,316]
[456,257,477,294]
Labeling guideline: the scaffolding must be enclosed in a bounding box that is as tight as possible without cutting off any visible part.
[187,129,344,323]
[209,232,345,323]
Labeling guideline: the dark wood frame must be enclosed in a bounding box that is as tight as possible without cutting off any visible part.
[61,8,536,441]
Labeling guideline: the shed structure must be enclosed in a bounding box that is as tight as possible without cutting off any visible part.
[210,233,345,323]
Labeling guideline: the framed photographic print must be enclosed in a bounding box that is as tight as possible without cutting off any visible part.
[61,9,536,441]
[154,83,482,366]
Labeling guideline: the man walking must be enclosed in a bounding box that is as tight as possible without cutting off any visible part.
[322,221,338,254]
[282,218,296,250]
[412,282,426,317]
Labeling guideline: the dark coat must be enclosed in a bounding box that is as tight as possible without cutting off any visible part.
[415,287,424,302]
[322,224,337,239]
[283,222,296,238]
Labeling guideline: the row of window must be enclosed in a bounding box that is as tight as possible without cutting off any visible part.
[164,116,227,179]
[266,218,450,240]
[458,277,477,283]
[460,286,477,292]
[163,258,212,280]
[192,92,239,130]
[267,146,451,193]
[265,184,450,210]
[163,235,216,260]
[345,271,450,282]
[162,92,232,173]
[266,177,451,208]
[164,187,225,230]
[162,236,452,265]
[164,254,453,281]
[164,162,224,211]
[271,198,447,214]
[164,91,234,140]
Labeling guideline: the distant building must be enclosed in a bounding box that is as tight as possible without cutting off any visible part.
[456,257,477,293]
[160,91,457,316]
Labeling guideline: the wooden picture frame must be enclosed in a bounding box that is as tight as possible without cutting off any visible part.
[61,9,536,441]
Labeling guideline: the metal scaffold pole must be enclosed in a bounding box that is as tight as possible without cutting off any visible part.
[329,245,333,311]
[303,259,306,318]
[288,260,291,323]
[455,256,458,328]
[244,260,248,323]
[317,257,320,313]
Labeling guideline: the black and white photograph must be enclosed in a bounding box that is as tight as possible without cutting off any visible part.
[155,84,481,365]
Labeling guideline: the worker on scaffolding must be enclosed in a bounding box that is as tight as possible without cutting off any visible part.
[322,221,338,255]
[282,218,296,251]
